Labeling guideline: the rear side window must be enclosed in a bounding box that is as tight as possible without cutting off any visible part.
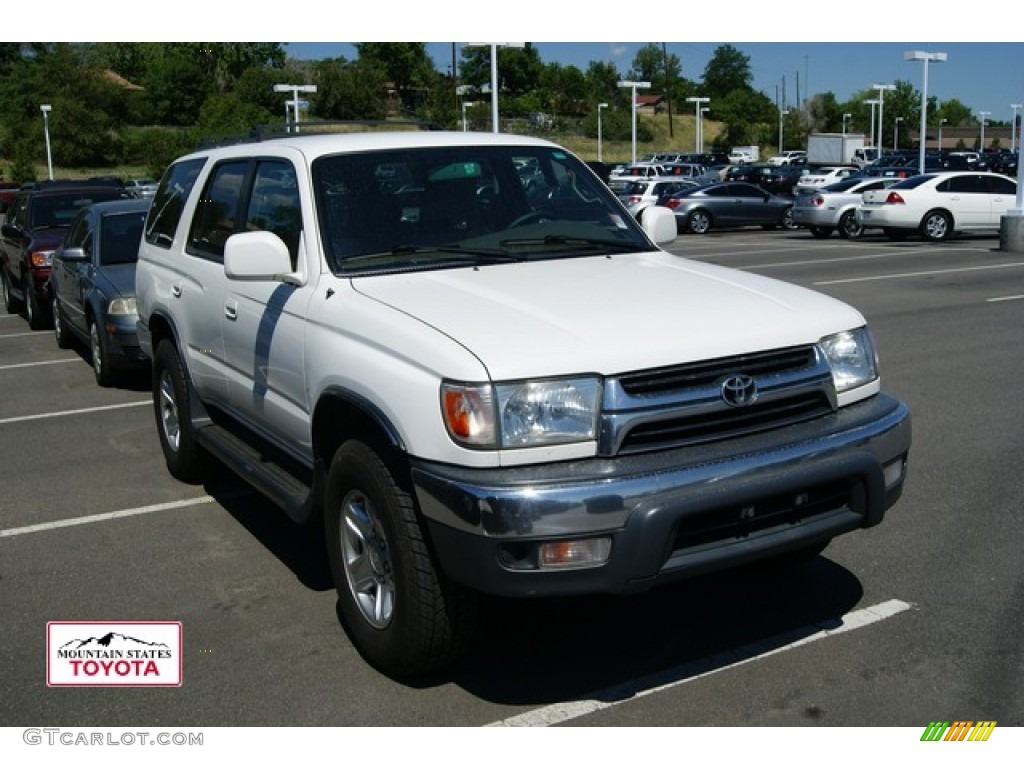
[145,158,206,249]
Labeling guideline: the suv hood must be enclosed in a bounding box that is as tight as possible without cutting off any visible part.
[352,251,865,380]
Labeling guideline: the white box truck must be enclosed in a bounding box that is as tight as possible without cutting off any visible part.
[806,133,866,166]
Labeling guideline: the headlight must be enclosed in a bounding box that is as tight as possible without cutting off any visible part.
[107,297,137,315]
[442,377,600,449]
[819,327,878,393]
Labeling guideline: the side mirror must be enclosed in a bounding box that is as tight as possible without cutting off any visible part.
[224,231,301,285]
[56,246,88,262]
[640,205,677,246]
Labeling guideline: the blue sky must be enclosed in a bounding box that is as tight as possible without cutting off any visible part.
[284,41,1023,121]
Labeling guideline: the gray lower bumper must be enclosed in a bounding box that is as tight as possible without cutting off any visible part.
[412,393,911,597]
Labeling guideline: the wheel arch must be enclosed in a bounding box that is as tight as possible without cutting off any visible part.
[312,388,407,472]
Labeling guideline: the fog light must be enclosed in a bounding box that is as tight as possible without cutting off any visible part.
[883,457,906,490]
[538,537,611,570]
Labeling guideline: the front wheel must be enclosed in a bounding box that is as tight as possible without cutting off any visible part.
[90,320,116,387]
[920,209,952,241]
[152,340,205,482]
[2,269,21,314]
[324,440,478,678]
[838,210,863,239]
[53,296,74,349]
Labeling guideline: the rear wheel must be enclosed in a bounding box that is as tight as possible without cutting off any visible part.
[838,210,863,239]
[780,207,797,230]
[152,340,205,482]
[685,209,712,234]
[53,296,73,349]
[920,209,952,241]
[324,440,478,678]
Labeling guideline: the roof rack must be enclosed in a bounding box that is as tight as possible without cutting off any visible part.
[196,119,443,150]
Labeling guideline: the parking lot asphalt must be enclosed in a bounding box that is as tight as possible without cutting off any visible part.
[1,227,1022,734]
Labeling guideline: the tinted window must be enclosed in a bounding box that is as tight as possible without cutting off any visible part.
[985,175,1017,195]
[99,211,146,265]
[187,160,249,260]
[29,191,120,229]
[244,161,302,268]
[942,175,987,194]
[145,158,205,249]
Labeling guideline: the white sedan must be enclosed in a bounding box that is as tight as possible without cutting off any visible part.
[856,171,1017,241]
[794,166,858,195]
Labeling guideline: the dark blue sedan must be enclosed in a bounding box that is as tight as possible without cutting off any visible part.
[50,198,151,386]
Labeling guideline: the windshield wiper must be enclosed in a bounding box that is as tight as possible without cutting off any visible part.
[498,234,647,252]
[342,244,523,268]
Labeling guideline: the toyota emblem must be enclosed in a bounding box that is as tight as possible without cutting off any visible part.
[721,375,758,407]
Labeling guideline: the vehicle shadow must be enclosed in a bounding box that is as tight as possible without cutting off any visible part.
[444,555,864,706]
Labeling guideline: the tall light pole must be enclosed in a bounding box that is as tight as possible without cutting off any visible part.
[894,116,903,151]
[863,99,880,149]
[872,83,896,156]
[461,101,475,132]
[978,111,991,152]
[39,104,53,181]
[778,109,790,152]
[842,113,852,135]
[905,50,947,174]
[618,80,651,164]
[701,107,711,152]
[597,102,608,162]
[274,83,317,132]
[938,117,948,154]
[1011,104,1023,152]
[465,43,524,134]
[686,96,710,153]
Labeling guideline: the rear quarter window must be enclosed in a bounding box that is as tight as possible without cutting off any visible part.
[145,158,206,249]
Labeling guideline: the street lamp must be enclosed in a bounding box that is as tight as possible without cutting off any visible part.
[978,111,991,153]
[938,118,948,154]
[1011,104,1023,152]
[39,104,53,180]
[701,107,711,152]
[778,108,790,152]
[597,102,608,162]
[273,83,317,132]
[842,113,852,135]
[905,50,947,174]
[686,96,710,153]
[872,83,896,156]
[894,116,903,151]
[618,80,651,164]
[461,101,475,132]
[863,99,880,149]
[465,43,524,133]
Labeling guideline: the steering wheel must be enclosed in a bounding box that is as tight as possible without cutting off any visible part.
[507,209,554,228]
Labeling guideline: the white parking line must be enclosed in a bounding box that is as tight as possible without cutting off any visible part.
[0,496,216,538]
[814,262,1024,286]
[486,598,912,727]
[987,295,1024,303]
[0,400,150,425]
[0,331,49,339]
[0,358,79,371]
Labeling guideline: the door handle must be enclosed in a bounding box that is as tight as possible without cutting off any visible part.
[224,300,237,321]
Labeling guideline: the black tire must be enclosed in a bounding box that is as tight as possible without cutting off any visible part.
[837,210,863,239]
[90,320,116,387]
[2,268,21,314]
[685,209,712,234]
[152,340,205,482]
[920,209,952,242]
[324,440,478,678]
[24,276,50,331]
[780,207,797,230]
[52,296,73,349]
[809,226,834,238]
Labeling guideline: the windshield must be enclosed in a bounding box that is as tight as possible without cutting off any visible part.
[313,145,649,275]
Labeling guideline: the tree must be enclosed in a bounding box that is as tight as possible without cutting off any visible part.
[701,45,753,100]
[314,58,388,121]
[136,44,215,126]
[356,43,437,112]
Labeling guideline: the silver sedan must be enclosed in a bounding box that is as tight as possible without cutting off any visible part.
[792,176,902,239]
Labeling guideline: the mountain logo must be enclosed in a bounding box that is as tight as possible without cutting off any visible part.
[47,622,183,687]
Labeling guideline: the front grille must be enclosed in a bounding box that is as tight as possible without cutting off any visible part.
[600,345,835,455]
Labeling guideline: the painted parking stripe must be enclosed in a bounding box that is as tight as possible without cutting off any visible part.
[486,598,912,727]
[0,496,216,538]
[0,331,51,339]
[0,358,80,371]
[987,294,1024,303]
[0,400,150,425]
[814,262,1024,286]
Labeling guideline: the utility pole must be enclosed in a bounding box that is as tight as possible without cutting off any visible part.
[662,42,674,139]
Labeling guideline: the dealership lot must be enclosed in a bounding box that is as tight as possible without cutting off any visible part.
[1,229,1022,727]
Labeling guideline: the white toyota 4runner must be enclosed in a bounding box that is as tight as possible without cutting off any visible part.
[136,130,911,677]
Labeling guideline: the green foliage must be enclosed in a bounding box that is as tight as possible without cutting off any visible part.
[122,126,197,179]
